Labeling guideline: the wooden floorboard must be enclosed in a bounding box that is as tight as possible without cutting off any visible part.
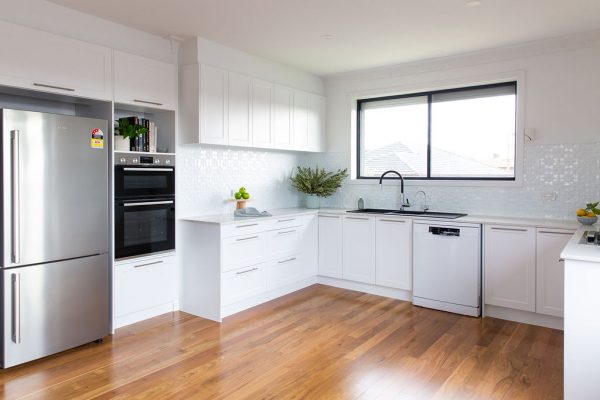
[0,284,563,399]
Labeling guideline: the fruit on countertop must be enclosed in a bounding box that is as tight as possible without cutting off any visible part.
[234,192,242,200]
[234,186,250,201]
[576,209,587,217]
[242,192,250,200]
[576,202,600,216]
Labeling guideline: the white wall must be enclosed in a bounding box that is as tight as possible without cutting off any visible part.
[310,31,600,219]
[177,37,324,217]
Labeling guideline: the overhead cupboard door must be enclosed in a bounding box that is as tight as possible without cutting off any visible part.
[0,20,112,100]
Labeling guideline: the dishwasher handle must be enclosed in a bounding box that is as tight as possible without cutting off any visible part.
[429,226,460,237]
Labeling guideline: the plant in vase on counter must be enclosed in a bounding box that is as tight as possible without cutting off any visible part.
[290,166,348,209]
[576,202,600,225]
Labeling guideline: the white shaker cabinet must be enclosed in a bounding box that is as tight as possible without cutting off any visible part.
[484,225,536,312]
[199,64,229,145]
[343,216,376,284]
[273,85,293,149]
[292,91,308,150]
[318,214,343,278]
[375,217,412,290]
[113,51,177,110]
[228,72,252,147]
[0,20,112,101]
[536,228,574,317]
[307,93,326,152]
[252,79,274,148]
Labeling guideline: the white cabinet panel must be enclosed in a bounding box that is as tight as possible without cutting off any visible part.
[292,91,308,150]
[269,227,304,259]
[484,225,536,312]
[200,65,228,145]
[267,254,304,290]
[343,216,376,284]
[222,232,268,272]
[0,20,112,100]
[376,217,412,290]
[252,79,274,148]
[222,264,267,306]
[114,51,176,110]
[114,255,177,317]
[228,72,252,147]
[536,228,574,317]
[307,93,325,152]
[318,215,343,278]
[273,85,293,149]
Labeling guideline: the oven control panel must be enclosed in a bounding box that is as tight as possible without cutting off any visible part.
[115,153,175,166]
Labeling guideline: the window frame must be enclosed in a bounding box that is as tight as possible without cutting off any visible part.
[356,81,518,181]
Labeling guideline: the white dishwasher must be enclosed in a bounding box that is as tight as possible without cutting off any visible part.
[413,220,482,317]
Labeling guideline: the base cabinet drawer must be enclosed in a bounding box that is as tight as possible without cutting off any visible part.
[222,264,267,305]
[269,226,304,258]
[267,254,304,290]
[222,233,268,271]
[114,256,176,317]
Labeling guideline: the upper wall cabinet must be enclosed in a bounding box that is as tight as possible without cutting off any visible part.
[179,63,325,152]
[0,21,112,101]
[114,51,177,110]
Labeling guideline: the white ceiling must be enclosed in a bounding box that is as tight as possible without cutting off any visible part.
[48,0,600,76]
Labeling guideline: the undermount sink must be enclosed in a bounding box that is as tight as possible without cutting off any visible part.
[346,208,467,219]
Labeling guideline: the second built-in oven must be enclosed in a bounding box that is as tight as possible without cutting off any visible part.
[115,154,175,199]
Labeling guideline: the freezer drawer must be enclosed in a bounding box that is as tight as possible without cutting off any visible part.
[2,254,109,368]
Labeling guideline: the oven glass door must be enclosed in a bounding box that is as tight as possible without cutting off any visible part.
[115,166,175,198]
[115,198,175,259]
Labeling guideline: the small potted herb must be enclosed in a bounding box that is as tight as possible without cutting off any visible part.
[114,118,148,151]
[290,166,348,209]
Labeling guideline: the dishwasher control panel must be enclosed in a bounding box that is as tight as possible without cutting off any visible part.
[429,226,460,236]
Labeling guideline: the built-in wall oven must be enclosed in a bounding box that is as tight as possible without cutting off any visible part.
[115,153,175,259]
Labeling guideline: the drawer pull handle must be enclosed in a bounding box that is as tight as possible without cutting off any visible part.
[236,267,259,275]
[346,216,369,220]
[236,235,259,241]
[33,82,75,92]
[236,223,258,228]
[490,227,527,232]
[379,219,406,223]
[278,257,296,264]
[134,260,163,268]
[278,230,296,235]
[134,99,163,106]
[278,218,295,223]
[319,215,340,219]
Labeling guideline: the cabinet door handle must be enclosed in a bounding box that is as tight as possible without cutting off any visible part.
[11,130,20,264]
[33,82,75,92]
[379,219,406,223]
[346,216,369,221]
[278,257,296,264]
[278,230,296,235]
[319,215,340,219]
[538,230,574,235]
[11,273,20,344]
[277,218,295,223]
[236,223,258,228]
[236,267,259,275]
[133,99,163,106]
[236,235,259,242]
[134,260,163,268]
[490,227,527,232]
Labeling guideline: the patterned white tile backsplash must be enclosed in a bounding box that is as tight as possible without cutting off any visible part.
[178,142,599,219]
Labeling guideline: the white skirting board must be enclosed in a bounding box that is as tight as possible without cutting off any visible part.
[484,304,563,330]
[316,276,412,302]
[113,302,178,331]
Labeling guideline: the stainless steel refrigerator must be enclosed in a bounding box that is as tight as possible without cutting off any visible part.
[1,109,110,368]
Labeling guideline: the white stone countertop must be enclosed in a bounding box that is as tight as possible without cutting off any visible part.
[181,207,580,230]
[560,225,600,263]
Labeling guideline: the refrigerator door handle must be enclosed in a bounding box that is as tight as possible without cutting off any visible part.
[11,130,20,264]
[11,273,21,344]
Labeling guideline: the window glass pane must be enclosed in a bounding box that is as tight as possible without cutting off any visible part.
[430,90,516,178]
[360,96,428,178]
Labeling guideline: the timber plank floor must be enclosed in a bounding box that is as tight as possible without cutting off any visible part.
[0,284,563,399]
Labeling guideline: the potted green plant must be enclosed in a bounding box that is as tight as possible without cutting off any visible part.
[290,166,348,209]
[114,118,149,151]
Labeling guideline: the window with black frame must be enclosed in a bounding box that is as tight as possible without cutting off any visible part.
[356,82,517,180]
